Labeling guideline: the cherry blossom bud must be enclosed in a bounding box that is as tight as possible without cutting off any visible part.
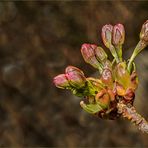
[65,65,84,75]
[81,43,102,71]
[101,68,113,88]
[53,74,70,89]
[65,66,86,88]
[112,24,125,46]
[102,24,113,48]
[140,20,148,42]
[95,46,107,62]
[114,62,130,89]
[102,24,120,62]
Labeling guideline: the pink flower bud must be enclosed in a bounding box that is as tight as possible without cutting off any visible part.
[101,68,113,88]
[65,65,84,75]
[53,74,70,89]
[140,20,148,42]
[112,23,125,46]
[65,66,86,88]
[95,46,107,62]
[81,43,101,69]
[101,24,113,48]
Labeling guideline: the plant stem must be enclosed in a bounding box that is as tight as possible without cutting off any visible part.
[110,45,120,63]
[127,40,147,73]
[115,44,122,62]
[117,101,148,134]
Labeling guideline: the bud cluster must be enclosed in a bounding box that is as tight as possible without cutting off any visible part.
[81,43,109,73]
[102,23,125,62]
[53,20,148,120]
[53,66,86,89]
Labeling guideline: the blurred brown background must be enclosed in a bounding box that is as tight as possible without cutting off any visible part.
[0,1,147,147]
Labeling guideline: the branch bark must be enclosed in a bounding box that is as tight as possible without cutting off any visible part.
[117,101,148,134]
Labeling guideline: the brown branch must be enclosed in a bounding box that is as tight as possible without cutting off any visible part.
[117,101,148,134]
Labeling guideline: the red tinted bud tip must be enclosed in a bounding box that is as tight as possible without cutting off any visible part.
[65,66,86,88]
[101,24,113,48]
[81,43,97,61]
[140,20,148,42]
[112,23,125,46]
[81,43,100,69]
[53,74,70,89]
[65,65,84,75]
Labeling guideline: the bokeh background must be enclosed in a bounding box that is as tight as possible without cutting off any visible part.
[0,1,147,147]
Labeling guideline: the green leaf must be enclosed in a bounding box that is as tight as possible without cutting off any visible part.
[80,101,103,114]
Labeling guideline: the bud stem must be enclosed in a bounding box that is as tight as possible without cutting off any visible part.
[115,44,123,62]
[97,63,103,74]
[109,45,120,63]
[117,101,148,134]
[127,40,147,73]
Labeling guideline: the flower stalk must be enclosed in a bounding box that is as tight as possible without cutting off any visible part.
[127,40,147,73]
[128,20,148,73]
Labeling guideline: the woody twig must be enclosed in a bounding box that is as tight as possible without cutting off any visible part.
[117,101,148,134]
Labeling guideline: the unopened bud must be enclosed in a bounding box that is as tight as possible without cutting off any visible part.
[112,24,125,46]
[102,24,113,48]
[95,46,107,62]
[53,74,70,89]
[140,20,148,42]
[65,66,86,88]
[81,43,102,71]
[101,68,113,88]
[65,65,84,75]
[114,62,130,89]
[101,24,119,63]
